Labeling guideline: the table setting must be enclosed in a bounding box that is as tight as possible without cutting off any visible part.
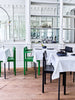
[47,46,75,100]
[32,46,56,63]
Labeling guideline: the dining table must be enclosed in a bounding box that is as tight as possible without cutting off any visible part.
[49,52,75,100]
[32,48,56,78]
[0,47,11,79]
[33,48,56,63]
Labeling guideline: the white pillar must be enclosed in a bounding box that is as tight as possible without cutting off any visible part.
[25,0,31,68]
[12,5,14,41]
[58,0,65,49]
[25,0,31,46]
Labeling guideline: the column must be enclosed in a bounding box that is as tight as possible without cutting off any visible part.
[25,0,31,68]
[58,0,65,49]
[25,0,31,46]
[12,5,14,41]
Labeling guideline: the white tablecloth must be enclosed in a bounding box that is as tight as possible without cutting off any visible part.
[0,48,11,63]
[33,48,56,64]
[50,53,75,80]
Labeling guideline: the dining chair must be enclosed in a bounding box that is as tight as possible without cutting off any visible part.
[24,46,40,76]
[65,46,73,53]
[7,47,16,75]
[42,51,54,93]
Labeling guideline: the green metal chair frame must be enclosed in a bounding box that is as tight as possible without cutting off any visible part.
[24,47,40,75]
[7,47,16,75]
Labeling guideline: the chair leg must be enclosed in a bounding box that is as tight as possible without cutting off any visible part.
[14,61,16,75]
[34,62,37,78]
[8,62,10,71]
[70,72,72,75]
[26,61,27,71]
[63,73,65,86]
[64,72,66,95]
[58,75,60,100]
[44,73,46,84]
[24,61,26,75]
[73,72,75,82]
[42,71,44,93]
[0,62,1,77]
[37,60,40,75]
[50,74,52,83]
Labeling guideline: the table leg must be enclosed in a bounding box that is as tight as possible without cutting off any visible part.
[0,62,1,77]
[34,62,37,78]
[64,72,66,95]
[4,63,6,79]
[63,73,65,86]
[70,72,72,75]
[8,62,10,70]
[58,74,60,100]
[73,72,75,82]
[44,73,46,84]
[50,74,52,83]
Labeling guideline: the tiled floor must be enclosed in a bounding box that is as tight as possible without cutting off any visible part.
[0,68,75,100]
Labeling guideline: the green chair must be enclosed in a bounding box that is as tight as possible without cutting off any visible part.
[0,61,3,77]
[24,47,40,76]
[7,47,16,75]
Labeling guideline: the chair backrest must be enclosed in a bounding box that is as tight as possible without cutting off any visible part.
[43,51,54,69]
[24,46,32,59]
[43,51,47,69]
[65,46,73,53]
[24,46,32,54]
[24,46,27,53]
[43,51,47,60]
[13,47,16,60]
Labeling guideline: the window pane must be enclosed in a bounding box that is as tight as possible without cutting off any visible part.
[31,3,59,43]
[63,1,75,43]
[14,6,25,41]
[0,6,10,42]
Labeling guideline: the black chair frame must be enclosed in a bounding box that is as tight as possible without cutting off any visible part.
[42,51,54,93]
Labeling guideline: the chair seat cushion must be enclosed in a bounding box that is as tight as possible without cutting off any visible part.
[0,61,3,62]
[27,56,33,59]
[44,65,54,73]
[7,57,14,61]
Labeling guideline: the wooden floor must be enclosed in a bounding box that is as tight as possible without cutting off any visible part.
[0,68,75,100]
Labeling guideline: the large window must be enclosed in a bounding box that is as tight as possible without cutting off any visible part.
[13,5,25,41]
[63,0,75,43]
[0,6,10,42]
[31,1,60,43]
[0,5,25,42]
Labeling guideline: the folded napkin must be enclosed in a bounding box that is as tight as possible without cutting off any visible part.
[57,51,67,56]
[65,46,73,53]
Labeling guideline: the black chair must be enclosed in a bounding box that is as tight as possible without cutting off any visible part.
[65,46,73,53]
[42,51,54,93]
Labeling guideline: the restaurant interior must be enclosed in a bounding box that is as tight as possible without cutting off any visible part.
[0,0,75,100]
